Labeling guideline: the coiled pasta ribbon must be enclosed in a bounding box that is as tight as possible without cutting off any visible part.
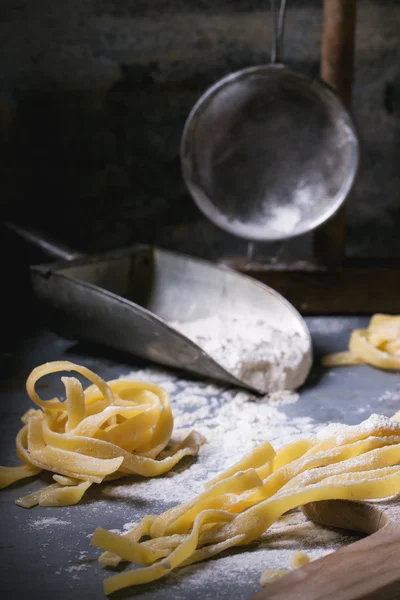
[322,314,400,369]
[0,361,204,507]
[92,413,400,595]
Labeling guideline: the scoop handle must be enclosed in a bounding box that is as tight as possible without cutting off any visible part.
[313,0,357,266]
[3,221,82,262]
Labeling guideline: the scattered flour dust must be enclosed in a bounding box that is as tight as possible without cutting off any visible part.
[378,389,400,413]
[168,314,311,393]
[65,563,90,581]
[98,365,359,596]
[29,517,71,530]
[66,564,88,574]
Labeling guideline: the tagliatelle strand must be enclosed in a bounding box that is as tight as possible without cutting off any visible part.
[259,552,310,588]
[0,361,205,507]
[204,440,275,488]
[322,314,400,369]
[95,510,236,595]
[92,413,400,594]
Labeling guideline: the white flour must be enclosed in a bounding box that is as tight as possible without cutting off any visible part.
[378,389,400,411]
[316,413,399,444]
[29,517,71,530]
[169,314,310,393]
[268,205,302,234]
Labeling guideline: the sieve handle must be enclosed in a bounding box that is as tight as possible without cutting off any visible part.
[269,0,287,64]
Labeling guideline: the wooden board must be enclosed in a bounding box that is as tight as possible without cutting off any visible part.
[250,498,400,600]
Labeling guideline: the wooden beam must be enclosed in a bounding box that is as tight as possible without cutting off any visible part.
[313,0,357,266]
[222,258,400,314]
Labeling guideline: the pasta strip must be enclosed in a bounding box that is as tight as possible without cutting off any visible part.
[95,510,235,595]
[260,569,288,586]
[291,552,310,568]
[321,351,363,367]
[93,413,400,594]
[150,469,262,538]
[38,480,92,507]
[97,470,400,593]
[93,528,170,565]
[270,438,316,472]
[16,486,56,508]
[197,468,400,547]
[322,314,400,369]
[349,329,400,370]
[0,464,41,488]
[0,362,204,506]
[63,377,86,432]
[27,361,114,411]
[205,440,275,488]
[99,516,157,567]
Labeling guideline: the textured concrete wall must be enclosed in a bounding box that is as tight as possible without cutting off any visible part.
[0,0,399,260]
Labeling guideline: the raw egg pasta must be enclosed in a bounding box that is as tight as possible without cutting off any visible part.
[322,314,400,369]
[0,361,204,507]
[4,360,400,595]
[92,413,400,595]
[259,552,310,587]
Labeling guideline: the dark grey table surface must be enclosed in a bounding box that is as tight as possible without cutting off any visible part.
[1,316,399,599]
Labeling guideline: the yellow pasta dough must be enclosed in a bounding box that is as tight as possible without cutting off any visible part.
[259,568,288,586]
[0,361,204,507]
[291,551,310,568]
[259,552,310,587]
[92,412,400,594]
[322,314,400,369]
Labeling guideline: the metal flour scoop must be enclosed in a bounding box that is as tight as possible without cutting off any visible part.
[180,0,359,242]
[7,222,312,394]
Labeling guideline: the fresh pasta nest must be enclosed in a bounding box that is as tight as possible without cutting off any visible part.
[92,412,400,595]
[0,361,205,507]
[322,314,400,369]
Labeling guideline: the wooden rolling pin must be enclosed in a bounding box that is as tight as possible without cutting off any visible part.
[313,0,357,266]
[250,499,400,600]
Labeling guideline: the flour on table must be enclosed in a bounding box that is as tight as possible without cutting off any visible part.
[66,564,88,573]
[378,389,400,413]
[169,314,310,393]
[29,517,71,530]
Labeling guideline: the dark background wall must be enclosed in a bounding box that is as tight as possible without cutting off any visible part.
[0,0,399,262]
